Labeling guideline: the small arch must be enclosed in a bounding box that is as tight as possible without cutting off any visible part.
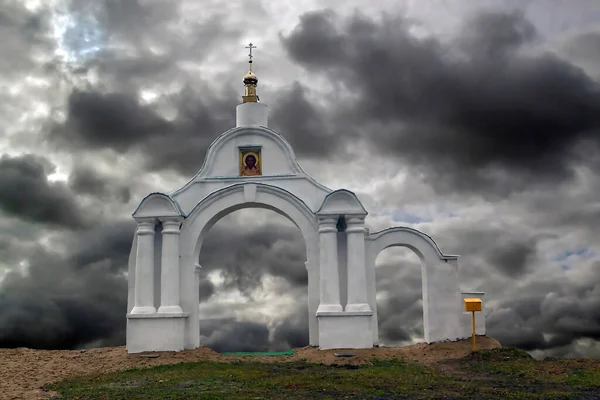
[365,226,462,345]
[132,192,184,219]
[316,189,368,216]
[367,226,458,263]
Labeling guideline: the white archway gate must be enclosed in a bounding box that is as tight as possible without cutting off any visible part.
[125,93,485,353]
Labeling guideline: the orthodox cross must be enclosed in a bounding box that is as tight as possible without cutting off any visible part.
[245,43,257,70]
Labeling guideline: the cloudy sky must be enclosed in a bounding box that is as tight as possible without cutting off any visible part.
[0,0,599,358]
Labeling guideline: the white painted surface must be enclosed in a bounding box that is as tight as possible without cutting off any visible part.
[316,217,343,313]
[236,102,268,127]
[126,314,188,353]
[345,217,371,312]
[318,313,373,350]
[157,217,183,314]
[126,99,486,353]
[130,220,156,315]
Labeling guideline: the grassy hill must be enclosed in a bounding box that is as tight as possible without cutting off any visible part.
[46,348,600,400]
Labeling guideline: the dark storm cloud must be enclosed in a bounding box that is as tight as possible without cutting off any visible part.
[200,301,311,353]
[0,154,88,229]
[199,222,307,296]
[200,318,270,352]
[374,257,424,345]
[56,90,170,152]
[486,262,600,355]
[271,302,309,350]
[0,244,127,349]
[269,82,339,158]
[69,164,131,203]
[199,279,215,303]
[486,237,537,277]
[67,220,136,271]
[280,9,600,194]
[50,86,237,175]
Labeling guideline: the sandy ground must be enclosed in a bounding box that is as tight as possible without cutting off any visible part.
[0,336,501,400]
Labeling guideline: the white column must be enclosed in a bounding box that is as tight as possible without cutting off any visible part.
[345,217,372,312]
[131,218,157,314]
[157,217,183,314]
[316,217,343,313]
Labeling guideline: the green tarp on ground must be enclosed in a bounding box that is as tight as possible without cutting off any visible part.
[221,350,294,356]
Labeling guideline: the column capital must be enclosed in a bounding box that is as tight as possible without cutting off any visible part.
[161,217,182,234]
[159,216,184,224]
[135,218,156,235]
[345,217,365,234]
[346,216,365,225]
[318,217,338,225]
[318,217,338,233]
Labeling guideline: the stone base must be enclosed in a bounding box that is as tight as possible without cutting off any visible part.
[126,313,189,353]
[317,311,373,350]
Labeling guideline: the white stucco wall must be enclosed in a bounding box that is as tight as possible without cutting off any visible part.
[170,125,332,214]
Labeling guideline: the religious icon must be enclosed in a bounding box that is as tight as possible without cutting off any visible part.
[239,148,262,176]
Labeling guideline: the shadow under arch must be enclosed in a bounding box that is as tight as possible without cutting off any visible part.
[366,227,462,345]
[179,183,320,350]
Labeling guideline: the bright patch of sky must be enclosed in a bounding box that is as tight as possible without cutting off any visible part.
[50,2,105,66]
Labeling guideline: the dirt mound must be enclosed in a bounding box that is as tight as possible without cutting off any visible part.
[0,336,501,400]
[461,347,533,362]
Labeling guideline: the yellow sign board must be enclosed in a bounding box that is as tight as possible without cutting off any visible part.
[464,298,482,312]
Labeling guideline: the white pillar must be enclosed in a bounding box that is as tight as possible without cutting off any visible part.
[157,217,183,314]
[345,217,372,312]
[131,218,157,314]
[316,217,343,313]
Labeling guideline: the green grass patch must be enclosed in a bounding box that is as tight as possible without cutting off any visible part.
[48,358,469,399]
[456,348,600,398]
[47,349,600,400]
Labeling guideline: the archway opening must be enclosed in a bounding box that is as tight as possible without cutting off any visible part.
[375,246,424,346]
[197,208,309,353]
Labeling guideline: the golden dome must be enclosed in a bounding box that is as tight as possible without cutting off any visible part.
[244,70,257,81]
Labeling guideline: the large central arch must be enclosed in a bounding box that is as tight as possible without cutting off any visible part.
[178,182,320,349]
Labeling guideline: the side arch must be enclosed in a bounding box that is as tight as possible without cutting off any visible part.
[365,227,463,345]
[178,183,320,349]
[366,227,458,265]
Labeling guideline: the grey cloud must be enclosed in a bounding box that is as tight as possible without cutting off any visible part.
[49,86,237,175]
[0,0,53,77]
[199,220,307,296]
[67,220,136,272]
[280,9,600,195]
[486,237,537,277]
[0,245,127,349]
[69,164,131,203]
[271,301,310,350]
[270,82,339,158]
[200,318,270,353]
[486,262,600,355]
[0,154,88,229]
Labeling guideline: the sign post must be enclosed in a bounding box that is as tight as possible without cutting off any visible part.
[464,298,482,352]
